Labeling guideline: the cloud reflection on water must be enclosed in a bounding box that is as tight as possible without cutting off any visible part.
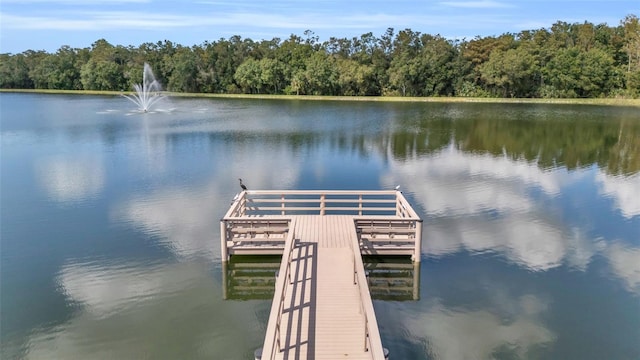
[596,172,640,219]
[114,142,302,261]
[36,155,104,203]
[19,261,262,360]
[413,297,554,360]
[426,215,567,271]
[57,261,202,318]
[383,145,640,292]
[605,243,640,294]
[116,184,224,261]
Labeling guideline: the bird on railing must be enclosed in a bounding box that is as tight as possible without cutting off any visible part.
[239,178,248,191]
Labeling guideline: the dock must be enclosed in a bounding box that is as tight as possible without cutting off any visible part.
[220,190,422,360]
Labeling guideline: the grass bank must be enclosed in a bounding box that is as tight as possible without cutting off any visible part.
[3,89,639,107]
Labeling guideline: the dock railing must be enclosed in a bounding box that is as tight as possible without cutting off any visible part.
[221,190,422,262]
[261,220,297,359]
[348,222,386,359]
[223,190,418,217]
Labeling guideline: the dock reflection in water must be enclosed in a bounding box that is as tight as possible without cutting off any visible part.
[223,255,420,302]
[364,256,420,301]
[222,256,280,300]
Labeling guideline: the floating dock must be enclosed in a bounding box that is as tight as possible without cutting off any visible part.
[220,190,422,360]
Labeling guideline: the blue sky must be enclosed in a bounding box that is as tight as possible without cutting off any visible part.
[1,0,638,54]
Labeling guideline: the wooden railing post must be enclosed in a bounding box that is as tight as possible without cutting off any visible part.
[413,261,421,300]
[414,220,422,263]
[220,220,228,262]
[222,260,228,300]
[320,194,325,215]
[281,194,285,215]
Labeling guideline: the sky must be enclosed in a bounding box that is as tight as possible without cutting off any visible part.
[1,0,638,54]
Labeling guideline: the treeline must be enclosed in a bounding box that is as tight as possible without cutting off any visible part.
[1,15,639,98]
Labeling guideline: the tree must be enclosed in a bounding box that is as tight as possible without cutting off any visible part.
[622,14,640,96]
[276,34,314,84]
[234,58,262,93]
[302,52,338,95]
[166,46,198,92]
[2,18,636,97]
[336,58,375,95]
[259,58,286,93]
[480,46,538,97]
[0,53,33,88]
[80,59,124,90]
[29,46,84,89]
[388,29,422,96]
[415,34,458,96]
[544,47,618,97]
[461,34,516,87]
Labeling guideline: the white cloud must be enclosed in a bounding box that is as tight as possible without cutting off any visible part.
[57,261,201,317]
[1,12,204,31]
[114,140,301,260]
[596,171,640,219]
[116,183,224,260]
[564,227,606,271]
[439,0,513,9]
[426,214,568,271]
[384,145,640,279]
[381,146,603,271]
[19,261,261,360]
[382,145,578,217]
[1,6,518,33]
[606,242,640,294]
[2,0,148,3]
[36,155,104,203]
[410,296,554,360]
[502,218,566,271]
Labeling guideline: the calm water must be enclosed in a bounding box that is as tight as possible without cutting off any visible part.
[1,93,639,360]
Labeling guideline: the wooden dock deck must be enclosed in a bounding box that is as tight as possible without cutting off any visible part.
[220,191,422,360]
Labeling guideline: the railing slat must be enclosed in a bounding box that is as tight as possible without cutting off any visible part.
[348,221,386,359]
[261,219,297,359]
[223,190,420,220]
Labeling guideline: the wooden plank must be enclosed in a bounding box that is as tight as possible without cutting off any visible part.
[314,247,365,357]
[262,215,382,359]
[261,221,298,359]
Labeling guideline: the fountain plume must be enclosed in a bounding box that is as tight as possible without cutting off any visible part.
[122,63,165,112]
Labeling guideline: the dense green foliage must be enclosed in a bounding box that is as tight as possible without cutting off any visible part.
[1,16,639,98]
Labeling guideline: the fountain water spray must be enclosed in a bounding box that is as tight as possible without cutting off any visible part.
[122,63,165,112]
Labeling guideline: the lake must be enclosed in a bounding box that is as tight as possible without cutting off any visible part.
[1,93,639,359]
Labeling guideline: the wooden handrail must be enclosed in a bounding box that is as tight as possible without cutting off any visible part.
[244,190,398,195]
[261,219,297,359]
[223,190,420,220]
[223,191,247,219]
[348,222,386,359]
[245,198,397,204]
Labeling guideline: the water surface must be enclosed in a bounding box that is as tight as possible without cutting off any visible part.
[1,93,639,359]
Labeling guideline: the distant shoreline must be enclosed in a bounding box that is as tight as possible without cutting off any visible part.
[2,89,639,107]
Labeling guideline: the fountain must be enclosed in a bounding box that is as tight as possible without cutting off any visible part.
[122,63,166,112]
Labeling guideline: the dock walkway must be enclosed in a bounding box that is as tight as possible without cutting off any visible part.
[220,191,422,360]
